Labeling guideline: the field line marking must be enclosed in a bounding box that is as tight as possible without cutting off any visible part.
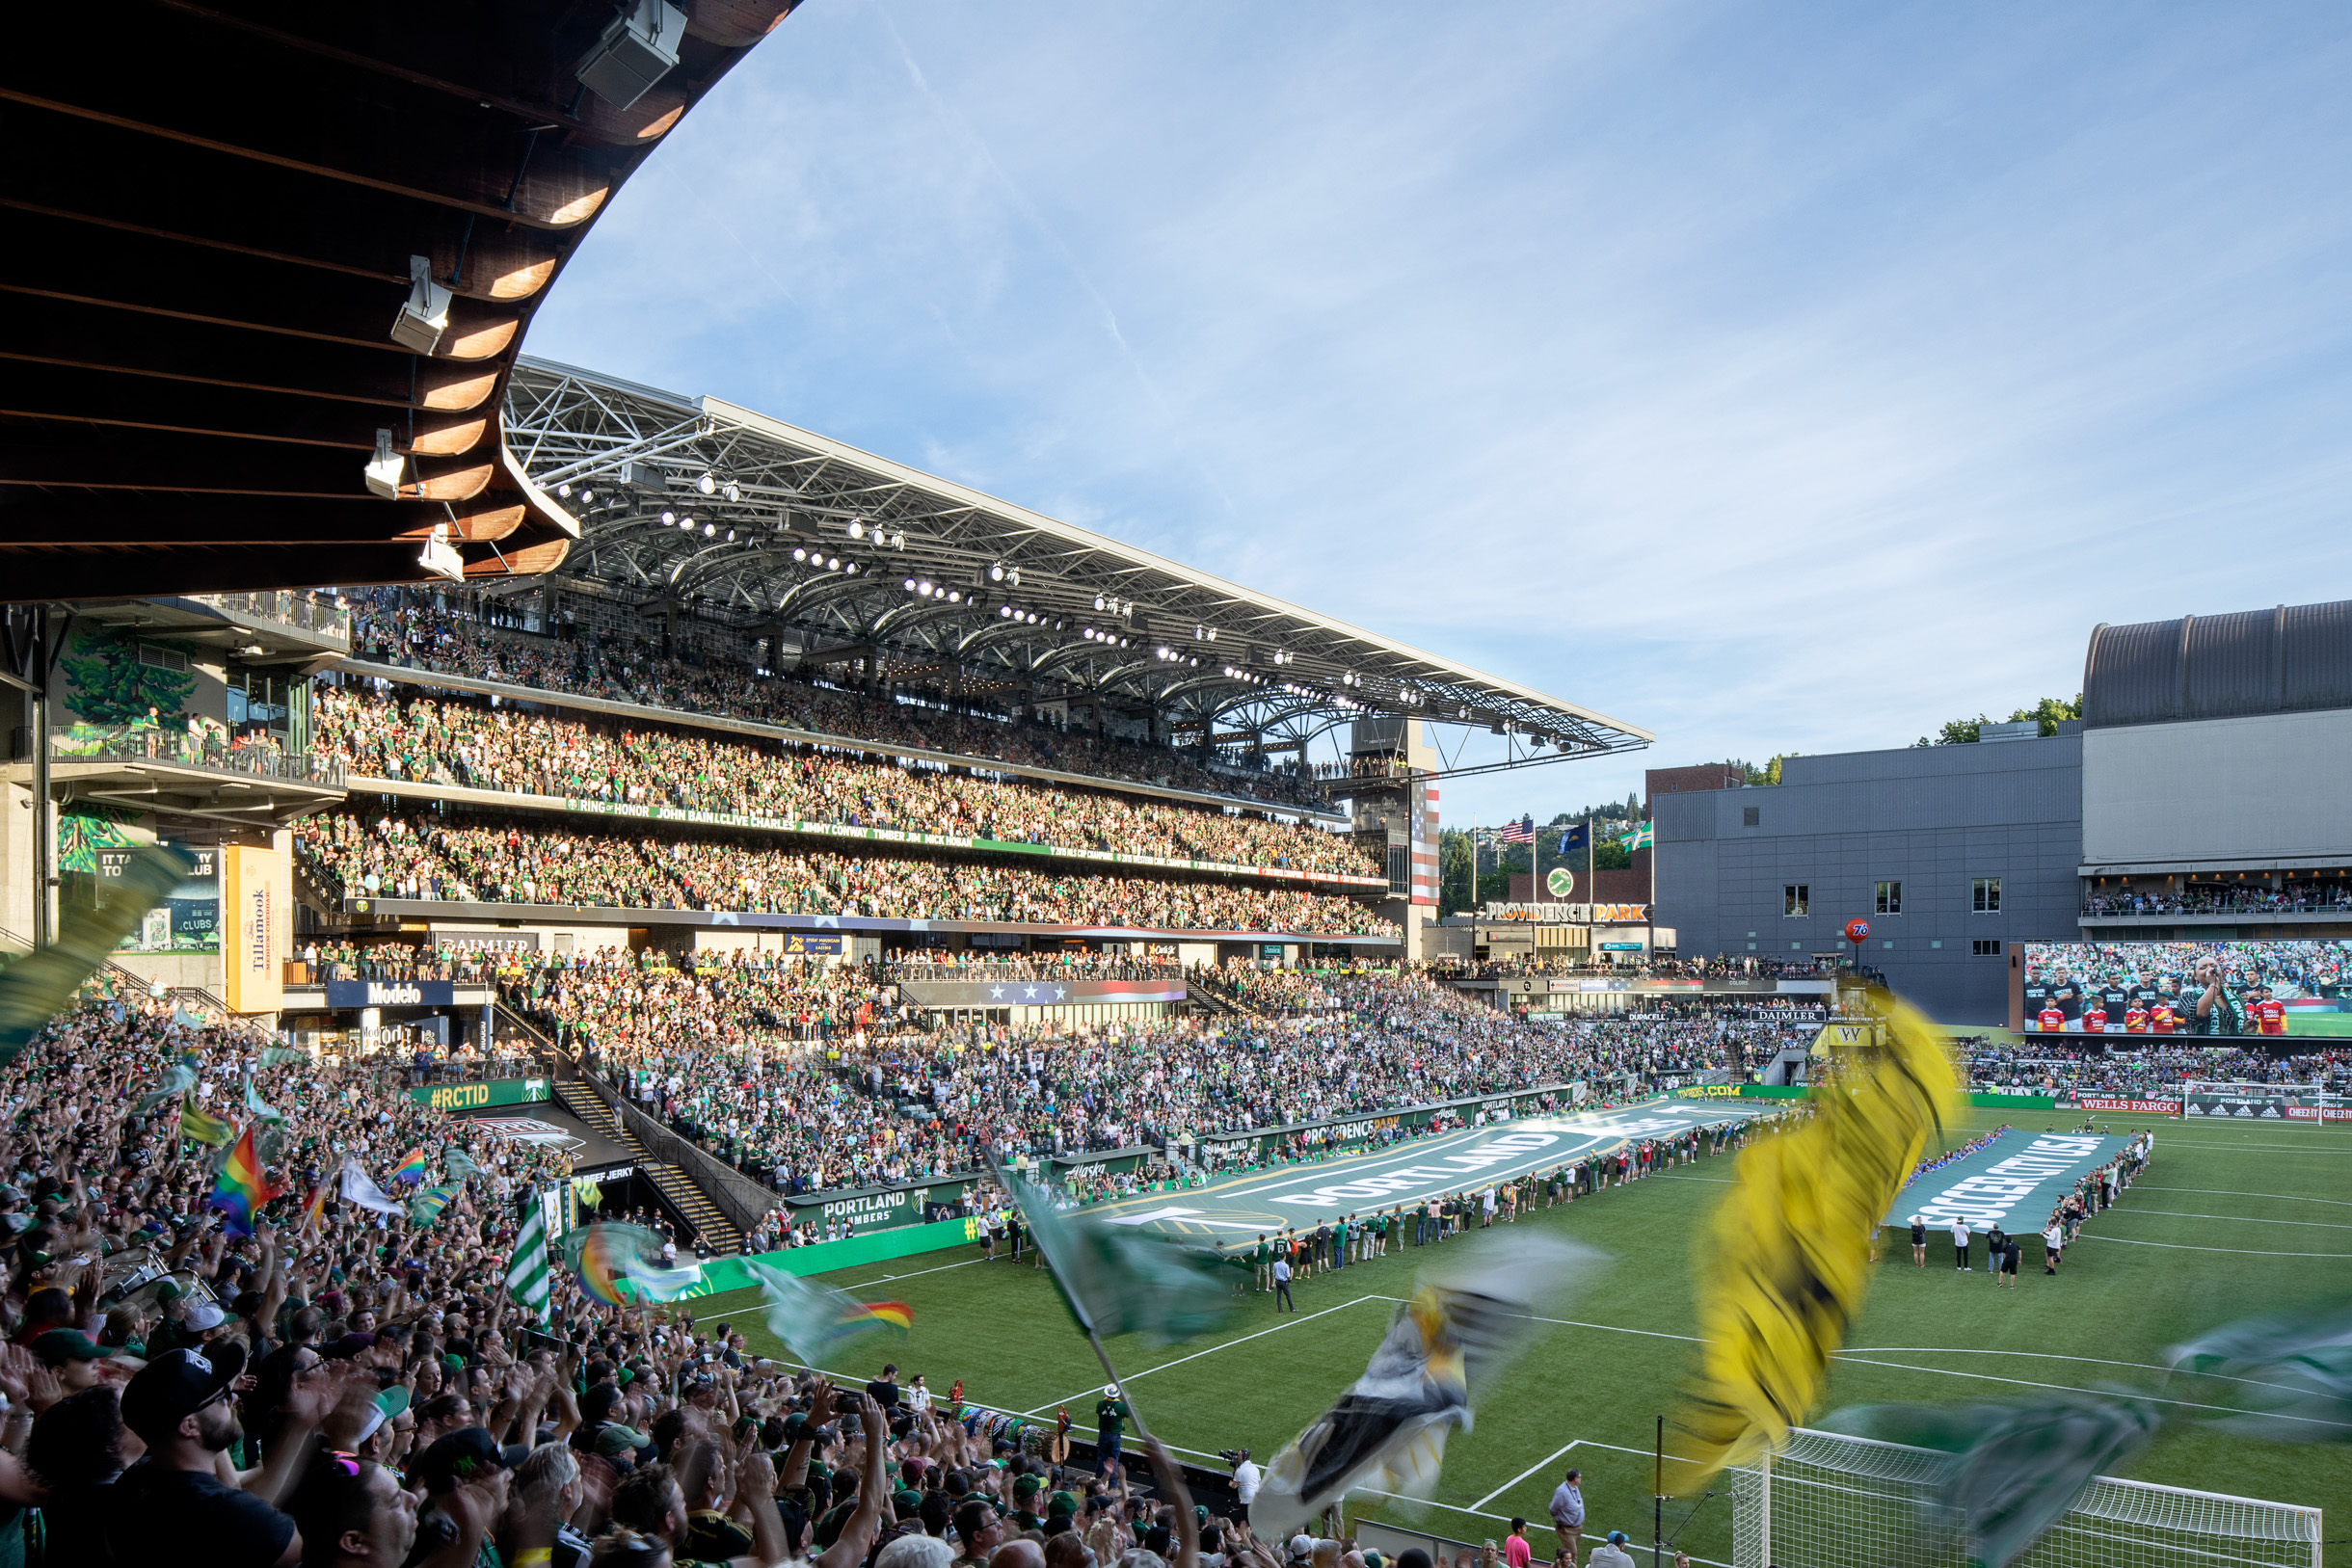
[1839,1347,2318,1394]
[1652,1175,1736,1184]
[1018,1295,1386,1417]
[2138,1184,2352,1208]
[1471,1440,1582,1510]
[1362,1295,1701,1343]
[2072,1234,2352,1258]
[2098,1208,2352,1229]
[1831,1355,2352,1429]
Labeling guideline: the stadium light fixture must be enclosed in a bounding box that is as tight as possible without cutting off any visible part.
[723,482,740,502]
[948,590,961,603]
[698,472,716,495]
[726,529,735,542]
[660,510,677,526]
[904,578,918,591]
[849,520,866,539]
[702,521,714,536]
[390,255,451,354]
[989,563,1005,582]
[795,547,810,562]
[1000,605,1012,619]
[556,482,573,498]
[1093,595,1107,611]
[580,490,594,503]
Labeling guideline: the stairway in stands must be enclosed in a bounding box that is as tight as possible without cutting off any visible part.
[1188,981,1270,1024]
[554,1080,741,1254]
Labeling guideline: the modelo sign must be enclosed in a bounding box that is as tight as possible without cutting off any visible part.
[325,980,457,1008]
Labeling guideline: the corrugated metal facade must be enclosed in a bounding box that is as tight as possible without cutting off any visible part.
[2083,598,2352,728]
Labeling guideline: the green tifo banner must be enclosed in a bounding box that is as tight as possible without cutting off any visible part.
[408,1077,549,1111]
[1885,1127,2126,1230]
[633,1213,986,1303]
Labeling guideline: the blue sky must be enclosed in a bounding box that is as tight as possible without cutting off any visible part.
[529,3,2352,828]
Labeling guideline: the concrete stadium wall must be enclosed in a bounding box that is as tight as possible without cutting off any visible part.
[2082,709,2352,869]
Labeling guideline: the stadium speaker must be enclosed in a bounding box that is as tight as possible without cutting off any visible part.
[575,0,688,111]
[363,429,411,499]
[389,256,451,355]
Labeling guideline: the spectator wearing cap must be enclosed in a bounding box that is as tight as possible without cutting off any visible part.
[286,1449,420,1568]
[410,1426,522,1568]
[33,1328,124,1394]
[109,1342,335,1568]
[1588,1531,1637,1568]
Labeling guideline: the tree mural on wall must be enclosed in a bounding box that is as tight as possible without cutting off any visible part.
[56,803,141,874]
[59,627,196,725]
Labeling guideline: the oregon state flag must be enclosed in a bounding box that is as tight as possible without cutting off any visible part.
[1670,991,1957,1482]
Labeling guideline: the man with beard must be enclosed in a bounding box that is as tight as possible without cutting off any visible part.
[110,1343,337,1567]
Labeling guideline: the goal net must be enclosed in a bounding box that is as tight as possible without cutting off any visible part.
[1725,1427,2320,1568]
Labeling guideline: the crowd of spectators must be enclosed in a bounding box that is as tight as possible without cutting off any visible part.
[488,950,1811,1212]
[1962,1039,2351,1097]
[294,809,1397,936]
[2082,880,2352,917]
[0,983,1232,1568]
[311,685,1377,878]
[351,589,1328,808]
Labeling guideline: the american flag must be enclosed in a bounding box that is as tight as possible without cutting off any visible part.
[1496,817,1535,844]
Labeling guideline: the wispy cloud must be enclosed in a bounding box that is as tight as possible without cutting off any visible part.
[530,2,2352,824]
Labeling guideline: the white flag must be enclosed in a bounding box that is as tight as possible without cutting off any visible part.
[340,1156,406,1217]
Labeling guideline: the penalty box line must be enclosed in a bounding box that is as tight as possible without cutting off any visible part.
[1019,1294,1392,1418]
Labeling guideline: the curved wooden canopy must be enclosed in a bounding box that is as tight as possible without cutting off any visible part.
[0,0,796,599]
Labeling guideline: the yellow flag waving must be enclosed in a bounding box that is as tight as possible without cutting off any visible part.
[1670,992,1957,1482]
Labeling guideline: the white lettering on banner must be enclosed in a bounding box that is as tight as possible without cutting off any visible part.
[1270,1132,1563,1207]
[366,982,423,1005]
[1909,1135,2110,1226]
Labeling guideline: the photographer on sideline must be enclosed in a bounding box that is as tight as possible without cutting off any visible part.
[1220,1447,1261,1518]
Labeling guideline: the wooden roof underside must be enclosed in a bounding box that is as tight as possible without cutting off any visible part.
[0,0,795,599]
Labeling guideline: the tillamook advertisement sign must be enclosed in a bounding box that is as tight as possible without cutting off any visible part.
[222,845,282,1014]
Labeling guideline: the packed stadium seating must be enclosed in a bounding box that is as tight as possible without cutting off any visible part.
[296,808,1395,935]
[311,684,1376,876]
[352,589,1329,807]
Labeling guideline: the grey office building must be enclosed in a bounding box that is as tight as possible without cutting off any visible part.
[1652,733,2086,1023]
[1653,596,2352,1025]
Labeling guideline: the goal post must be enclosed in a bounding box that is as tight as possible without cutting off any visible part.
[1726,1427,2320,1568]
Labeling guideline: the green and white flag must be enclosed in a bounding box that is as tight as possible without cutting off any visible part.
[408,1183,460,1227]
[506,1205,551,1324]
[443,1146,482,1183]
[244,1076,283,1122]
[1617,819,1654,851]
[1002,1166,1233,1346]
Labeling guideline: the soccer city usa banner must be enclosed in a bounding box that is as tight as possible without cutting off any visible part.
[1890,1129,2129,1229]
[1080,1099,1785,1241]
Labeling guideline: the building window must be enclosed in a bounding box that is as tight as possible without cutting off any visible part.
[1747,943,1757,950]
[139,644,190,673]
[1931,940,1942,949]
[1972,939,1999,956]
[1385,845,1408,896]
[1882,939,1894,948]
[1972,877,2002,913]
[1874,880,1901,915]
[1743,807,1760,827]
[1783,884,1809,917]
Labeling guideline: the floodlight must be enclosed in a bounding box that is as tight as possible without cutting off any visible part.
[947,591,961,603]
[989,563,1004,581]
[826,557,840,570]
[661,510,676,526]
[697,473,716,495]
[1094,595,1107,611]
[848,520,865,539]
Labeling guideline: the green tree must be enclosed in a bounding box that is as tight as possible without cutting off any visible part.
[1744,755,1793,785]
[1913,694,2081,746]
[59,628,196,724]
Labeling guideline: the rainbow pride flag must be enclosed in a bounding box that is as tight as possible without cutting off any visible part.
[208,1124,281,1238]
[387,1147,427,1186]
[841,1300,914,1336]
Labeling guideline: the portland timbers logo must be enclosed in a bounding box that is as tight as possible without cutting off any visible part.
[1545,867,1575,898]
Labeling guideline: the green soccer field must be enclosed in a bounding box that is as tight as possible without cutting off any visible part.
[692,1109,2352,1566]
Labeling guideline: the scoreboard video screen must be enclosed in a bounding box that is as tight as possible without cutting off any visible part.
[2016,940,2352,1037]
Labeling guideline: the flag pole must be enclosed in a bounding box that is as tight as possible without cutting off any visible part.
[1586,815,1595,969]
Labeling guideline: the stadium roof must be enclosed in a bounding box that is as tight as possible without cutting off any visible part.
[0,0,798,600]
[504,357,1655,768]
[2083,598,2352,729]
